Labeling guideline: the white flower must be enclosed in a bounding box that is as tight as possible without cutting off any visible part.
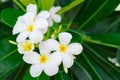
[48,6,61,26]
[13,4,49,43]
[45,32,83,73]
[18,40,34,54]
[23,41,61,77]
[115,4,120,11]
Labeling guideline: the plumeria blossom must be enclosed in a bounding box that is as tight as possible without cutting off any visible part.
[23,41,61,77]
[13,4,49,43]
[18,40,34,54]
[45,32,83,73]
[48,6,61,26]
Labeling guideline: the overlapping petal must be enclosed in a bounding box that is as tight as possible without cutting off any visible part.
[45,39,59,50]
[37,11,49,19]
[13,22,26,34]
[34,18,48,29]
[16,32,29,42]
[29,30,43,43]
[30,64,43,77]
[27,4,37,15]
[44,64,59,76]
[68,43,83,55]
[23,13,34,25]
[59,32,72,45]
[23,52,40,64]
[52,14,61,23]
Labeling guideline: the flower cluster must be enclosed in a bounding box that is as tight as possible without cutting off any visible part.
[12,4,83,77]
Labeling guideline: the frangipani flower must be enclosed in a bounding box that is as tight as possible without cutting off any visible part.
[23,41,61,77]
[45,32,83,73]
[13,4,49,43]
[18,40,34,54]
[48,6,61,26]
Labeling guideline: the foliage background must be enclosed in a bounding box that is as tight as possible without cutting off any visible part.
[0,0,120,80]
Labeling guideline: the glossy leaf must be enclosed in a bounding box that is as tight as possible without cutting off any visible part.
[84,44,120,80]
[1,8,24,28]
[0,22,12,40]
[76,0,120,29]
[87,12,120,34]
[0,36,23,79]
[89,33,120,48]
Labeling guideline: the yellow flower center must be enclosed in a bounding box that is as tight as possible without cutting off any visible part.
[27,25,34,32]
[59,44,67,53]
[39,54,48,64]
[22,41,33,52]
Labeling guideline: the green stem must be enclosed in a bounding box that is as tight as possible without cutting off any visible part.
[57,0,84,15]
[13,0,26,12]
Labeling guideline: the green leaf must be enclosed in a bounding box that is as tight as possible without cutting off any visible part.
[87,12,120,34]
[58,0,84,15]
[0,22,12,40]
[55,0,73,7]
[72,61,92,80]
[84,44,120,79]
[76,0,120,29]
[89,33,120,48]
[83,52,114,80]
[69,29,120,48]
[0,36,23,79]
[75,54,101,80]
[37,0,55,10]
[1,8,24,28]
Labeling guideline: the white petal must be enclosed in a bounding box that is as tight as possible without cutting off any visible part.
[23,52,40,64]
[62,54,74,68]
[68,43,83,55]
[37,11,49,19]
[23,13,34,25]
[50,6,61,14]
[17,15,24,22]
[13,22,26,34]
[34,18,48,29]
[40,28,48,34]
[29,30,43,43]
[49,52,61,66]
[39,41,51,54]
[45,39,59,51]
[59,32,72,45]
[44,64,59,76]
[115,4,120,11]
[48,17,53,27]
[30,64,43,77]
[16,32,29,42]
[51,14,61,23]
[27,4,37,15]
